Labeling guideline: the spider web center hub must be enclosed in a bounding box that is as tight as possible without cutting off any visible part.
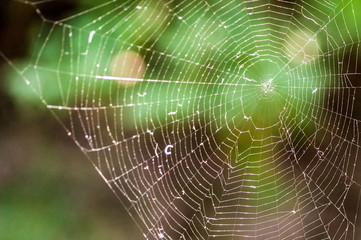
[238,60,288,129]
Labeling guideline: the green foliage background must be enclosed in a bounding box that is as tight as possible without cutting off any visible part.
[1,0,361,239]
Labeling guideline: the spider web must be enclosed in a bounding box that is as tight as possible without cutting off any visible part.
[4,0,361,239]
